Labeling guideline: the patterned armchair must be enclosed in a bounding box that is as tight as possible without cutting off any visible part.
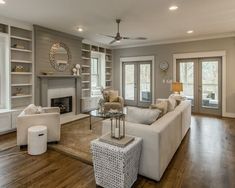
[102,89,124,113]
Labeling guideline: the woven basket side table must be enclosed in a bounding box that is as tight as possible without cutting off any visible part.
[91,137,142,188]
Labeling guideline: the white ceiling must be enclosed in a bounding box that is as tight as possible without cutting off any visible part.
[1,0,235,48]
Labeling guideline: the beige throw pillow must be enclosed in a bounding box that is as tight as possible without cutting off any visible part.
[126,107,161,125]
[109,90,119,102]
[168,96,177,111]
[150,100,168,116]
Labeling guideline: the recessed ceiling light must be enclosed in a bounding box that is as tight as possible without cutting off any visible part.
[0,0,6,4]
[169,5,178,11]
[187,30,194,34]
[77,27,83,32]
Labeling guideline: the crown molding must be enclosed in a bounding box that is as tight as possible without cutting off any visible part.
[111,32,235,50]
[82,39,110,49]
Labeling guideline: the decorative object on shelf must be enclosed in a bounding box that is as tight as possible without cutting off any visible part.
[75,64,80,76]
[12,44,25,49]
[49,42,71,72]
[71,64,81,76]
[109,110,125,139]
[72,68,77,75]
[172,82,183,94]
[14,65,24,72]
[14,88,24,96]
[159,60,169,71]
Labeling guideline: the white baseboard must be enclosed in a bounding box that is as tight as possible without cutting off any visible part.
[223,112,235,118]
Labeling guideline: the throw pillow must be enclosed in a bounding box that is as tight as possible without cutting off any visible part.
[109,90,119,102]
[168,96,177,111]
[126,107,161,125]
[169,94,186,105]
[24,104,38,115]
[150,100,168,116]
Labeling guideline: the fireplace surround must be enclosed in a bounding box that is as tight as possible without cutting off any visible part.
[51,96,72,114]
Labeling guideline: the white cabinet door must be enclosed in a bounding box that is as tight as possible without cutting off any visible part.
[11,110,22,129]
[0,112,11,132]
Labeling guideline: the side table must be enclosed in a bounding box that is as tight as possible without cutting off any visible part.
[91,136,142,188]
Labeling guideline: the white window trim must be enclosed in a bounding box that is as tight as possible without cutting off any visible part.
[172,51,233,118]
[120,56,155,104]
[0,32,10,110]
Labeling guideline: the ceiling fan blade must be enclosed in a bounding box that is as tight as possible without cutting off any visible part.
[109,39,117,44]
[100,34,116,38]
[123,37,147,40]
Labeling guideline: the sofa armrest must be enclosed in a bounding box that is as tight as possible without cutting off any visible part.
[118,96,124,107]
[43,107,60,114]
[16,113,61,145]
[102,119,160,180]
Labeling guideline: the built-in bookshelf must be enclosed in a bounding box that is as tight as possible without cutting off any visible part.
[0,23,8,34]
[105,49,112,88]
[81,43,113,98]
[10,26,34,110]
[81,43,91,97]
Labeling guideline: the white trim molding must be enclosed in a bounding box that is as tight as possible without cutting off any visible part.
[173,51,235,118]
[120,56,155,104]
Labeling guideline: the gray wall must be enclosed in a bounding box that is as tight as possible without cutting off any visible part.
[34,25,82,105]
[113,37,235,114]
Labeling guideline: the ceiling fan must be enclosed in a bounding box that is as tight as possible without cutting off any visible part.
[102,19,147,44]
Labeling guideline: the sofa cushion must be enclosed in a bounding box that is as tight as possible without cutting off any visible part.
[126,107,161,125]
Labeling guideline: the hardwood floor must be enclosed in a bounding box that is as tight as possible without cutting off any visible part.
[0,115,235,188]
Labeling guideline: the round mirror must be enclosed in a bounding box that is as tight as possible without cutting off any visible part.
[49,42,71,72]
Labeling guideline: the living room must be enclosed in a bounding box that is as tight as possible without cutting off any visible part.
[0,0,235,188]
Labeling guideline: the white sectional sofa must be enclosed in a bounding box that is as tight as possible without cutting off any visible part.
[102,100,191,181]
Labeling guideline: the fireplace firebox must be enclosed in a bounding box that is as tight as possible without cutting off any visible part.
[51,96,72,114]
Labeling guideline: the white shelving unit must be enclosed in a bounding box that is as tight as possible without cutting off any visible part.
[0,22,34,134]
[81,43,113,98]
[10,26,34,110]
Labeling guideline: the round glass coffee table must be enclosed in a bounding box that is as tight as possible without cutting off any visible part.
[89,108,127,130]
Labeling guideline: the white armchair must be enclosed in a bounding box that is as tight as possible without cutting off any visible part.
[16,107,61,146]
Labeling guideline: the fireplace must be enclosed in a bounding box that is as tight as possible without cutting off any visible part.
[51,96,72,114]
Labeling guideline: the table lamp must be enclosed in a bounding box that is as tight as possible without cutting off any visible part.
[172,82,183,94]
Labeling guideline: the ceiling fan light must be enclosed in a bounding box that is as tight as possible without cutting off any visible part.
[116,40,121,43]
[169,5,178,11]
[77,27,83,32]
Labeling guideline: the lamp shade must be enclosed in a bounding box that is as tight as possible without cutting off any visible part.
[172,82,183,93]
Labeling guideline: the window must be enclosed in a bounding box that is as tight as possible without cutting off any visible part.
[91,57,100,88]
[91,52,106,97]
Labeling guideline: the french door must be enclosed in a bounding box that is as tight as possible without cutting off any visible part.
[122,61,152,107]
[176,57,222,116]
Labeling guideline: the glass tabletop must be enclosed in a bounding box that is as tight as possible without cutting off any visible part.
[90,107,127,118]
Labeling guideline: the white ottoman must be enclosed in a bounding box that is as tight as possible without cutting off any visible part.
[28,126,47,155]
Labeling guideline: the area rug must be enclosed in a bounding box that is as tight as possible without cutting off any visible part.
[49,117,103,165]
